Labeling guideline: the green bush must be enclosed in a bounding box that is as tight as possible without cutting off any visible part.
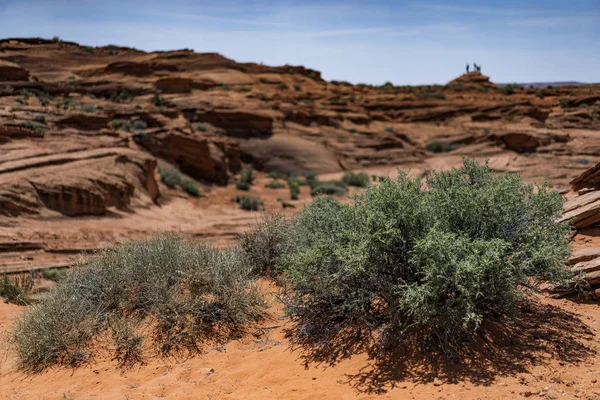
[310,180,347,196]
[21,120,45,133]
[109,90,134,103]
[426,140,458,153]
[42,268,67,282]
[266,180,285,189]
[152,92,166,106]
[12,234,265,371]
[238,214,292,275]
[288,180,300,200]
[194,123,207,132]
[341,171,370,187]
[158,166,182,188]
[236,166,255,191]
[281,159,570,357]
[33,115,47,124]
[239,195,263,211]
[501,83,521,95]
[180,178,200,197]
[110,119,131,132]
[81,104,97,113]
[559,99,569,108]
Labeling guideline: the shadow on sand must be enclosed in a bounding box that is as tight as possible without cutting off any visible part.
[287,299,596,394]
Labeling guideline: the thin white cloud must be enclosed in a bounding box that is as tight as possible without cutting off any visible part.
[508,14,599,28]
[427,4,561,16]
[294,23,468,39]
[148,11,291,27]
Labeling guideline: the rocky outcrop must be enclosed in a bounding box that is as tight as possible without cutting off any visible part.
[134,131,240,185]
[446,72,498,91]
[57,114,111,131]
[193,110,274,138]
[0,149,159,216]
[0,60,30,81]
[492,131,570,153]
[560,191,600,228]
[571,161,600,191]
[239,134,342,175]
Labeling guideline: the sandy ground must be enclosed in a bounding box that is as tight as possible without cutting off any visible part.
[1,279,600,400]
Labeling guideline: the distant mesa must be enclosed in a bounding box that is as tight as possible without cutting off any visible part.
[446,71,497,91]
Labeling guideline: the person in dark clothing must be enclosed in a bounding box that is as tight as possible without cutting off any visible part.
[466,64,470,73]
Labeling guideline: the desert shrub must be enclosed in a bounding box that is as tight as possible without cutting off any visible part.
[1,273,33,305]
[303,170,317,185]
[281,201,295,208]
[501,83,521,95]
[310,180,347,196]
[341,171,370,187]
[158,166,182,188]
[33,115,47,124]
[559,99,569,108]
[12,234,265,371]
[236,166,255,191]
[278,83,289,90]
[384,126,394,132]
[194,122,207,132]
[288,180,300,200]
[81,104,97,113]
[239,195,263,211]
[108,315,144,367]
[110,119,131,132]
[281,159,570,358]
[266,180,285,189]
[180,178,200,197]
[15,97,28,105]
[426,140,458,153]
[132,119,148,130]
[238,214,292,275]
[152,92,166,106]
[21,120,45,133]
[109,90,133,103]
[42,268,67,282]
[576,158,590,165]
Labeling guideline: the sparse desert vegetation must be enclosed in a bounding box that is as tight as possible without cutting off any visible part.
[12,234,265,371]
[0,35,598,400]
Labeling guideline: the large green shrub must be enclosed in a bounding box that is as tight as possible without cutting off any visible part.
[12,234,265,371]
[281,159,570,357]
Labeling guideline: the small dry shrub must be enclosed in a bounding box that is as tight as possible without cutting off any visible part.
[1,273,33,305]
[238,214,292,276]
[12,234,265,371]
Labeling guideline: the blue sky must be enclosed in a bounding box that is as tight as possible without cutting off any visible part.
[0,0,598,84]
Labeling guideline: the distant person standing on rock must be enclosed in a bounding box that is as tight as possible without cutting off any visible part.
[466,64,470,74]
[473,63,478,72]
